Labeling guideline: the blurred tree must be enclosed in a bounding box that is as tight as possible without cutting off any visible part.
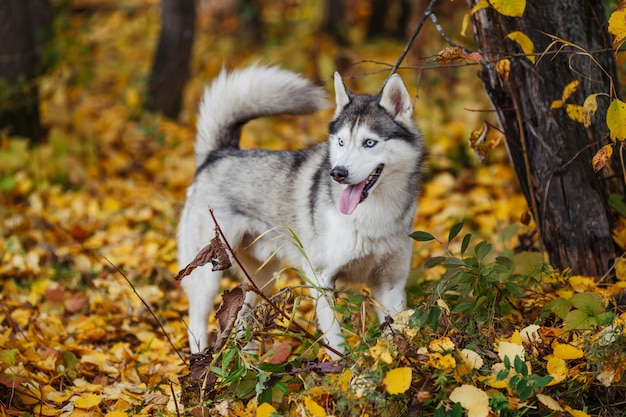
[366,0,411,40]
[0,0,52,142]
[322,0,349,45]
[467,0,623,276]
[146,0,195,119]
[238,0,264,44]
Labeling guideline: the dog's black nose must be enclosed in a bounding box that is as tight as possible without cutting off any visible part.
[330,166,348,183]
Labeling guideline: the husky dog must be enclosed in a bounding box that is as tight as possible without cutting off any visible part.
[178,65,423,359]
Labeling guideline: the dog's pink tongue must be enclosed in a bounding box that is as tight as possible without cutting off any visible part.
[339,181,366,215]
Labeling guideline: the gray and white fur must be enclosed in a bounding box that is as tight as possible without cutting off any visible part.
[178,65,423,359]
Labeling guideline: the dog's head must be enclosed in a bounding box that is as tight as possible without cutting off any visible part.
[328,72,422,215]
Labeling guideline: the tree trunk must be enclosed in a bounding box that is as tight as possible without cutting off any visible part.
[366,0,411,40]
[322,0,349,46]
[146,0,195,119]
[0,0,52,142]
[467,0,623,275]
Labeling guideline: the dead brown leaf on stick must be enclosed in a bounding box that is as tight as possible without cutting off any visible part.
[174,234,232,280]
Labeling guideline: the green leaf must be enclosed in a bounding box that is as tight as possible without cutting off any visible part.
[546,298,572,320]
[410,231,436,241]
[596,311,616,326]
[448,221,464,242]
[0,176,17,192]
[569,292,604,316]
[425,256,446,268]
[518,385,533,402]
[223,365,246,385]
[451,302,474,314]
[255,371,270,399]
[496,369,510,381]
[62,350,79,371]
[427,306,441,330]
[564,309,598,330]
[442,257,467,268]
[609,193,626,217]
[474,295,488,310]
[258,362,287,373]
[514,356,528,377]
[534,375,554,389]
[0,349,18,365]
[495,256,514,271]
[234,374,257,398]
[503,355,511,369]
[274,381,289,395]
[475,241,492,260]
[410,309,428,328]
[461,233,472,256]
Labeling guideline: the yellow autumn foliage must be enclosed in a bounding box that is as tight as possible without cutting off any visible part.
[383,367,412,395]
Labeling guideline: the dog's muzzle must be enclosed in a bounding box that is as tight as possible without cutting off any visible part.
[330,166,349,183]
[361,164,384,201]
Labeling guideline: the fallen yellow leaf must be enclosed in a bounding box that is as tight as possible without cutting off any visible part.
[369,339,395,364]
[460,349,484,370]
[449,384,491,417]
[569,275,596,292]
[615,258,626,281]
[105,412,129,417]
[536,393,563,411]
[429,336,455,352]
[33,404,62,416]
[497,341,525,363]
[553,343,584,360]
[304,397,327,417]
[546,357,567,385]
[383,367,412,395]
[256,402,278,417]
[565,406,591,417]
[74,393,101,409]
[519,324,541,344]
[597,369,617,387]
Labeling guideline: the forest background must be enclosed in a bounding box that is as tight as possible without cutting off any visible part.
[2,0,626,416]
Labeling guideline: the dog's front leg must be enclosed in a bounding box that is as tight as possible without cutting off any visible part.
[308,283,344,361]
[372,281,408,324]
[181,266,221,354]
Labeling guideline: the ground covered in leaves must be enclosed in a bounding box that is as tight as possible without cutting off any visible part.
[2,1,626,416]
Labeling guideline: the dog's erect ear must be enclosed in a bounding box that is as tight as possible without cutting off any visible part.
[334,72,351,118]
[379,74,413,124]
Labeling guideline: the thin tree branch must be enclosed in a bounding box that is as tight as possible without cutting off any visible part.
[428,11,471,55]
[381,0,440,91]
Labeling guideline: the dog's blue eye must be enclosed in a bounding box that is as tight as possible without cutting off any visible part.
[338,138,344,146]
[364,139,378,148]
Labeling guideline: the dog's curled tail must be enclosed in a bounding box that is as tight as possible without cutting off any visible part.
[195,65,327,167]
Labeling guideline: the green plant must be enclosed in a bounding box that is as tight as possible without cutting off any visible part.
[546,292,615,330]
[410,222,539,329]
[497,355,553,402]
